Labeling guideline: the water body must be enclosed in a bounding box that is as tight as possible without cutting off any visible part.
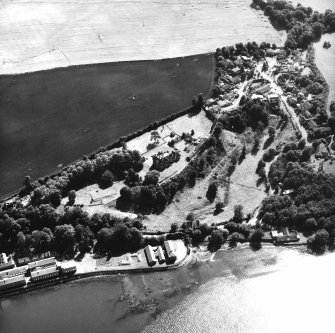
[1,246,335,333]
[0,54,213,197]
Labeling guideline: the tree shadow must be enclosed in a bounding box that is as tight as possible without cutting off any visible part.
[263,136,274,150]
[213,208,224,216]
[74,252,85,262]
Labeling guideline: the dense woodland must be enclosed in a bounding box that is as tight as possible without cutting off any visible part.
[252,0,335,48]
[259,139,335,253]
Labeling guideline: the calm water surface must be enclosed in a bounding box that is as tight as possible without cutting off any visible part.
[1,246,335,333]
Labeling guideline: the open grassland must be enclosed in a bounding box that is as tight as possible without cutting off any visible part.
[0,0,286,74]
[314,33,335,116]
[143,115,299,232]
[0,54,213,197]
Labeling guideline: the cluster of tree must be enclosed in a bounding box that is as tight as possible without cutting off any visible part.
[307,229,329,254]
[218,98,269,134]
[215,41,276,63]
[96,223,143,255]
[208,229,229,252]
[116,170,167,214]
[253,0,335,49]
[0,199,144,258]
[259,141,335,233]
[24,149,144,208]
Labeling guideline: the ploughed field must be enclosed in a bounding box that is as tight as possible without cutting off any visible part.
[0,0,285,74]
[0,54,213,197]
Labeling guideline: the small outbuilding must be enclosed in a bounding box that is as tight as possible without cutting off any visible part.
[156,246,166,264]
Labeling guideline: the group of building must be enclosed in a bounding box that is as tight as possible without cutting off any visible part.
[0,253,76,293]
[144,240,177,267]
[205,55,257,116]
[270,228,300,245]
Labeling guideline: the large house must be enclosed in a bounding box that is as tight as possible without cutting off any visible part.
[151,149,180,172]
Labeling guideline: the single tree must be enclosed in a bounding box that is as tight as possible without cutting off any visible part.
[68,190,76,206]
[233,205,244,223]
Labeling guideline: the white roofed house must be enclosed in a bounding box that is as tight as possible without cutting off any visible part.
[28,257,56,270]
[164,240,177,264]
[0,266,27,279]
[30,265,59,282]
[0,275,26,291]
[144,245,157,267]
[156,246,166,264]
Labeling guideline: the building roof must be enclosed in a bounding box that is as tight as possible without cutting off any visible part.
[30,265,58,279]
[231,76,242,84]
[251,94,263,100]
[164,241,177,259]
[0,275,26,287]
[255,85,271,95]
[231,67,240,73]
[0,266,26,279]
[144,245,157,265]
[317,143,329,155]
[0,253,8,264]
[312,126,331,135]
[28,257,56,269]
[156,246,165,262]
[307,120,317,128]
[270,230,278,238]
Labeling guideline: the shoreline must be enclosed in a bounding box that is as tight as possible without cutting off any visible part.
[0,251,192,300]
[0,240,307,300]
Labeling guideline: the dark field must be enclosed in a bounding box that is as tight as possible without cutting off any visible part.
[0,54,213,197]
